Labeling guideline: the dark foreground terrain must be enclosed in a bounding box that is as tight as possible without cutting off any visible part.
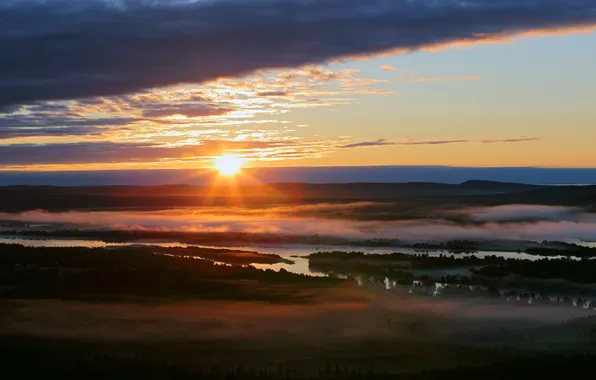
[3,244,596,379]
[3,336,596,380]
[2,181,596,378]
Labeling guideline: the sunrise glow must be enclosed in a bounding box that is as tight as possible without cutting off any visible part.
[3,2,596,374]
[214,155,244,176]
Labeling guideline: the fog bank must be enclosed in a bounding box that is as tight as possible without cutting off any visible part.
[2,203,596,243]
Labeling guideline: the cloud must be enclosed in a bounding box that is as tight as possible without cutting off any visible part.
[0,140,291,165]
[479,137,542,143]
[407,76,483,83]
[380,64,397,72]
[141,105,233,118]
[255,91,289,97]
[0,62,391,168]
[0,131,342,166]
[340,137,542,148]
[401,139,470,146]
[0,115,138,128]
[0,126,107,140]
[1,0,595,107]
[339,139,395,148]
[340,138,469,148]
[278,67,348,82]
[355,89,394,95]
[0,64,383,149]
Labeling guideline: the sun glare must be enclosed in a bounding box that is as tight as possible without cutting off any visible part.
[214,155,244,176]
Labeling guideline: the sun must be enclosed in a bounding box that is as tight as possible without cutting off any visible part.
[214,155,244,176]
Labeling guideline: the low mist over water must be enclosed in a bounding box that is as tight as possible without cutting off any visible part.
[2,202,596,242]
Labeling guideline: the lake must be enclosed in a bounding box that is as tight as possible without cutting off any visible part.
[0,235,575,276]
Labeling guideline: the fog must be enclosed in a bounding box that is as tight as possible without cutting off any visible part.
[1,203,596,242]
[465,204,588,222]
[2,290,591,347]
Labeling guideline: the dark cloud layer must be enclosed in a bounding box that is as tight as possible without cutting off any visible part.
[0,140,281,165]
[0,115,137,129]
[0,112,138,139]
[1,0,595,107]
[0,94,238,139]
[0,126,106,140]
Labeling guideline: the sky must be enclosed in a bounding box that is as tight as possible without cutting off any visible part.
[1,0,595,175]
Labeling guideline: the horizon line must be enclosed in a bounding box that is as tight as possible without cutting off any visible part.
[3,164,596,174]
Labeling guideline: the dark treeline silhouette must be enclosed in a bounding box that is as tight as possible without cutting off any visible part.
[0,229,351,245]
[340,239,479,250]
[525,241,596,258]
[0,230,503,252]
[0,244,340,301]
[309,252,500,285]
[309,251,596,284]
[472,258,596,283]
[402,240,479,251]
[310,251,501,269]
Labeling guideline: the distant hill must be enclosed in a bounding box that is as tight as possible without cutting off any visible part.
[1,180,542,197]
[0,181,562,213]
[264,180,543,199]
[488,184,596,206]
[459,180,541,190]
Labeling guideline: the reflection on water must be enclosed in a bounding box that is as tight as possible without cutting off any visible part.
[376,275,596,311]
[0,235,577,276]
[251,259,319,277]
